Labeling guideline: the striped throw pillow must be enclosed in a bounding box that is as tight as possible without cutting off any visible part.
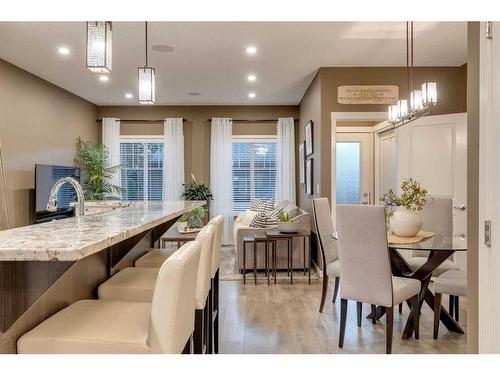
[249,210,279,228]
[250,198,264,212]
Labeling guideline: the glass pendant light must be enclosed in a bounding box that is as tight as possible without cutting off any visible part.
[138,22,156,104]
[86,22,112,73]
[397,99,408,118]
[421,82,437,105]
[410,90,423,111]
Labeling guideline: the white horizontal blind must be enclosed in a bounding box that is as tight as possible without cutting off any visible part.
[120,141,164,201]
[232,141,277,212]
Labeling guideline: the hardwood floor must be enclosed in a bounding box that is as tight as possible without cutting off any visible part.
[218,279,466,354]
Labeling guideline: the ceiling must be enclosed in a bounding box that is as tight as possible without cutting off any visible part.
[0,22,467,106]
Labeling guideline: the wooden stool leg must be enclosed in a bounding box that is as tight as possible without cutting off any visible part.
[339,299,348,348]
[194,309,204,354]
[214,270,220,354]
[399,303,403,314]
[371,305,377,324]
[332,277,340,303]
[455,296,460,322]
[449,294,455,319]
[434,292,442,339]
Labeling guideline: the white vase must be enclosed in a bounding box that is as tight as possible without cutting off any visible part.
[390,208,422,237]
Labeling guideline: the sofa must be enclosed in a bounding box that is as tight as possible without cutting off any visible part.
[233,203,311,271]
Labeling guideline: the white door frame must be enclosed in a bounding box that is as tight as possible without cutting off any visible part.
[331,112,387,228]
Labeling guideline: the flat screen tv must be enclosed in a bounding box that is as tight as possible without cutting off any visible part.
[35,164,81,223]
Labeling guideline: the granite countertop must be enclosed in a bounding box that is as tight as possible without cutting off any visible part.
[0,200,205,262]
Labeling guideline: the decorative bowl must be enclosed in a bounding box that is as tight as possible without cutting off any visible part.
[277,222,300,233]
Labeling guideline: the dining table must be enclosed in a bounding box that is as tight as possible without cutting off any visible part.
[370,233,467,340]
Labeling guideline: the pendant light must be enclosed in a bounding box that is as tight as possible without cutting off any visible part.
[138,22,156,104]
[86,22,112,73]
[387,22,437,126]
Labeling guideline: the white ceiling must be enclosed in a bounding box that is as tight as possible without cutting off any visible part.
[0,22,467,105]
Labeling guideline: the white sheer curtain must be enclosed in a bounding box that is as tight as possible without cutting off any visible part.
[276,117,296,204]
[163,118,185,201]
[210,117,234,244]
[101,117,121,191]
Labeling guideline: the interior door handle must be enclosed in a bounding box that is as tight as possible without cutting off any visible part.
[454,204,466,211]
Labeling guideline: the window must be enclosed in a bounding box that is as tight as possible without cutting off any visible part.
[120,140,164,201]
[232,140,277,212]
[336,142,361,204]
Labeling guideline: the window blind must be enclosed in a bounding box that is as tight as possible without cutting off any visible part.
[232,142,277,212]
[120,141,164,201]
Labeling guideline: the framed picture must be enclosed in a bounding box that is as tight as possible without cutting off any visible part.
[305,120,313,157]
[306,158,313,195]
[299,142,305,184]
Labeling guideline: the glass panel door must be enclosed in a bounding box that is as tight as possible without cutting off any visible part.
[336,142,361,204]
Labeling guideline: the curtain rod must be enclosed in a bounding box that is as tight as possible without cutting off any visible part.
[96,119,187,123]
[206,118,299,123]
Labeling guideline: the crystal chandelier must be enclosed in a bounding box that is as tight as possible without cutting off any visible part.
[86,22,112,73]
[138,22,156,104]
[387,22,437,127]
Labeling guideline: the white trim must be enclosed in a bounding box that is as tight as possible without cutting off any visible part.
[232,134,277,140]
[337,126,376,133]
[232,136,277,143]
[120,135,165,141]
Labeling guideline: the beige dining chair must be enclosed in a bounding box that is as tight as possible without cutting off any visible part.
[312,198,341,313]
[336,204,421,354]
[17,241,201,354]
[407,196,459,276]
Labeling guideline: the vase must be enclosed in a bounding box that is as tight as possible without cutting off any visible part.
[188,215,203,229]
[390,207,422,237]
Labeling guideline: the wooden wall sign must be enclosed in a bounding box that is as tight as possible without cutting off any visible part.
[337,85,399,104]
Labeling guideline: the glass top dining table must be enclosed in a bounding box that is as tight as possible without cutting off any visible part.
[387,233,467,252]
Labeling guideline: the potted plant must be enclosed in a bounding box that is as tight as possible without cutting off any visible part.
[181,174,213,223]
[277,212,300,233]
[380,178,427,237]
[178,206,206,231]
[74,137,122,200]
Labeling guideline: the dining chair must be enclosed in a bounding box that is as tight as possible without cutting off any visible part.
[336,204,421,354]
[407,196,459,276]
[433,269,467,339]
[312,198,341,313]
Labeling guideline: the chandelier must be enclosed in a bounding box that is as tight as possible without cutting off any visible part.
[86,22,112,73]
[387,22,437,126]
[138,22,156,104]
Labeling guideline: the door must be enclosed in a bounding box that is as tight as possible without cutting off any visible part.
[335,132,373,205]
[396,113,467,270]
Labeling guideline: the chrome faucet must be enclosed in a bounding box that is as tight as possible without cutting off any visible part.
[46,177,85,217]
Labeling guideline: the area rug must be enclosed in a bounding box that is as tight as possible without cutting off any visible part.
[219,245,319,281]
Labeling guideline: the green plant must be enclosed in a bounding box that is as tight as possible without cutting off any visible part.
[74,137,123,200]
[179,207,206,222]
[380,178,427,217]
[277,212,290,222]
[182,174,213,210]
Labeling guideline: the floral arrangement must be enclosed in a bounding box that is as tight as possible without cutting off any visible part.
[380,178,427,217]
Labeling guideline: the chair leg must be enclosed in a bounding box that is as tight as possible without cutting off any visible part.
[454,296,460,322]
[194,309,204,354]
[412,295,419,340]
[214,270,220,354]
[339,298,348,348]
[332,277,340,304]
[449,294,455,319]
[434,292,442,339]
[208,284,213,354]
[371,304,377,324]
[319,273,328,313]
[356,302,362,327]
[386,306,393,354]
[398,303,403,314]
[182,334,193,354]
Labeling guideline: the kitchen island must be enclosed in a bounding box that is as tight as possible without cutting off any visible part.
[0,200,204,353]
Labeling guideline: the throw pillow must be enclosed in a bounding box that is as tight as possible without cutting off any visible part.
[250,210,279,228]
[250,198,264,212]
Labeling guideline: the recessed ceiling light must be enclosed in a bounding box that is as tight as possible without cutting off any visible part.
[152,45,175,53]
[58,47,70,55]
[247,74,257,82]
[125,93,133,99]
[99,75,109,82]
[246,46,257,55]
[248,92,256,99]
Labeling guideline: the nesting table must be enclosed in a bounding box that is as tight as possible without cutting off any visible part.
[242,230,311,285]
[160,225,200,248]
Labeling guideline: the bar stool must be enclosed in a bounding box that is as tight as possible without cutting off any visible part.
[97,225,215,354]
[433,269,467,339]
[17,242,201,354]
[207,216,224,354]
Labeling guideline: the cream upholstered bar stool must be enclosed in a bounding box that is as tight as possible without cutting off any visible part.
[17,242,200,354]
[336,205,421,354]
[312,198,341,312]
[98,224,215,354]
[433,269,467,339]
[207,215,224,354]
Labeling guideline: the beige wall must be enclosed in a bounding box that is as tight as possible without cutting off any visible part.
[0,59,98,228]
[97,105,298,186]
[298,65,468,208]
